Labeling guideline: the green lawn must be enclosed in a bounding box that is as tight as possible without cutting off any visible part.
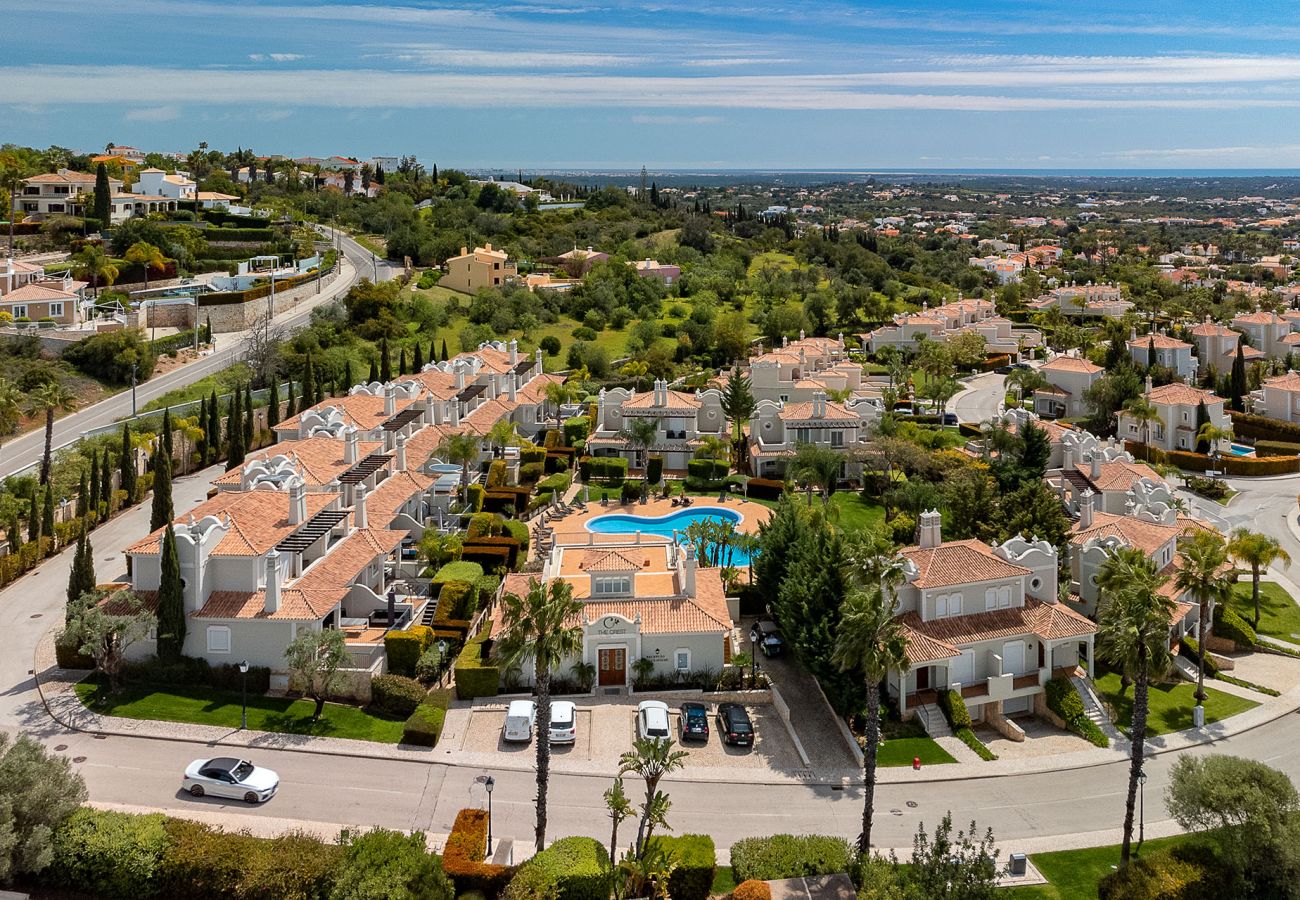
[1007,834,1194,899]
[829,493,886,533]
[1092,670,1258,736]
[711,866,738,895]
[75,679,406,744]
[878,736,957,767]
[1229,581,1300,646]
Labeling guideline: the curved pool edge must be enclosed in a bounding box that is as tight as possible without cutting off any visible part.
[582,505,745,533]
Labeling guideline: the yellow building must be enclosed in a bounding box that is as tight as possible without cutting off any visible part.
[442,244,517,294]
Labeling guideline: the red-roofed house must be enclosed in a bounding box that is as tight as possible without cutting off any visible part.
[588,379,728,472]
[1034,353,1103,418]
[746,392,879,479]
[1116,380,1229,454]
[1126,331,1197,380]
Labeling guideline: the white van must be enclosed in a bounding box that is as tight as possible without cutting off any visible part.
[503,700,537,743]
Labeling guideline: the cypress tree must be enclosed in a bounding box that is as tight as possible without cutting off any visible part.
[1230,341,1247,411]
[285,380,297,419]
[441,338,449,362]
[429,337,437,364]
[244,384,255,448]
[93,163,111,226]
[302,356,317,410]
[266,374,280,429]
[87,451,100,514]
[27,482,39,542]
[150,447,173,531]
[1195,399,1211,454]
[380,338,392,382]
[156,524,185,664]
[207,390,220,465]
[368,357,379,384]
[160,406,173,458]
[66,524,95,611]
[399,347,408,376]
[413,342,424,372]
[343,359,354,391]
[197,396,208,462]
[7,513,21,554]
[226,390,245,470]
[41,486,55,552]
[76,471,88,520]
[120,423,136,501]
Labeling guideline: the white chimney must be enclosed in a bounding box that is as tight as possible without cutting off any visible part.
[682,543,697,596]
[1063,444,1075,470]
[1080,489,1095,528]
[344,427,359,464]
[1090,452,1102,481]
[799,328,806,341]
[424,392,436,425]
[535,347,543,375]
[1145,375,1154,394]
[487,377,497,400]
[384,383,396,417]
[508,372,517,402]
[918,509,942,548]
[509,339,518,366]
[264,549,281,613]
[782,335,788,348]
[354,484,368,530]
[450,401,461,428]
[288,480,307,526]
[395,434,407,472]
[454,363,466,390]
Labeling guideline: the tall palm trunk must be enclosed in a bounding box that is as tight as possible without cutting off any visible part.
[1252,565,1262,628]
[859,680,881,854]
[1195,602,1208,702]
[41,408,54,485]
[1121,668,1150,866]
[534,663,552,851]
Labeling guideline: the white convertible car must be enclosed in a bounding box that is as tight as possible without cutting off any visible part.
[182,757,280,803]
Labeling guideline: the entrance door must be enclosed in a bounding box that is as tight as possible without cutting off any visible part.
[598,647,626,686]
[1003,641,1026,676]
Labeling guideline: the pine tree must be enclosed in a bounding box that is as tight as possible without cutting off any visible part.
[76,471,88,520]
[441,338,449,362]
[413,342,424,372]
[1230,341,1247,411]
[266,374,280,429]
[150,447,174,531]
[207,390,220,465]
[160,406,173,458]
[399,347,408,375]
[380,337,392,382]
[26,482,39,542]
[243,384,255,449]
[226,390,245,470]
[120,423,136,501]
[156,524,185,663]
[285,380,297,419]
[1147,336,1157,370]
[302,355,317,411]
[753,496,803,595]
[66,524,95,612]
[368,357,379,383]
[41,486,55,552]
[93,163,111,226]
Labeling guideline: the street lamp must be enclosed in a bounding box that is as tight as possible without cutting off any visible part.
[749,629,758,688]
[1138,768,1148,852]
[437,640,448,687]
[238,659,249,730]
[484,775,495,857]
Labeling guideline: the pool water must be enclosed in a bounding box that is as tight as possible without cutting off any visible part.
[585,506,754,566]
[1228,443,1255,457]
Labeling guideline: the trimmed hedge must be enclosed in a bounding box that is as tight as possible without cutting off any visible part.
[464,535,522,571]
[385,629,426,678]
[1181,637,1220,676]
[455,622,500,699]
[1126,440,1300,476]
[467,512,502,540]
[503,836,609,900]
[486,459,508,489]
[562,416,591,446]
[435,560,485,586]
[649,834,716,900]
[123,656,271,694]
[730,834,855,882]
[937,689,997,760]
[443,809,513,896]
[1229,410,1300,443]
[746,476,786,500]
[403,689,451,747]
[1214,604,1258,648]
[520,446,547,465]
[50,808,170,899]
[485,486,531,515]
[578,455,628,483]
[437,581,480,621]
[535,471,572,499]
[503,519,530,553]
[467,483,486,511]
[688,458,729,480]
[1253,439,1300,456]
[1044,675,1109,747]
[370,674,426,717]
[519,461,544,483]
[461,543,512,572]
[646,454,664,485]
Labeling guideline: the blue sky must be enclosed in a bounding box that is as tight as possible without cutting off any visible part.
[6,0,1300,169]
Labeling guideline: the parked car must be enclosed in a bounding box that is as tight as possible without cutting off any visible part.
[549,700,577,745]
[637,700,671,742]
[942,412,959,426]
[1013,362,1032,370]
[182,757,279,803]
[716,703,754,747]
[750,620,784,657]
[503,699,537,743]
[679,702,710,742]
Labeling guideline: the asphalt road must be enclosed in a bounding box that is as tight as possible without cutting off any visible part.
[951,370,1008,425]
[6,468,1300,854]
[0,227,386,481]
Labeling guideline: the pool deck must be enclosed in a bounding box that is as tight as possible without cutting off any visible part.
[546,495,772,548]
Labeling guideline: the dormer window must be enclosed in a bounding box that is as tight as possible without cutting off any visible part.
[593,575,632,597]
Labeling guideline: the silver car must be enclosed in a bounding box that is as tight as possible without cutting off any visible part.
[183,757,279,803]
[636,700,671,742]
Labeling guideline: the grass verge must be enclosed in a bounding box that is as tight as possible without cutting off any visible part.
[1228,580,1300,647]
[1093,670,1258,736]
[1007,834,1193,899]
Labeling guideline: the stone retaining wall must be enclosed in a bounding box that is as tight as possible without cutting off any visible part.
[200,264,341,333]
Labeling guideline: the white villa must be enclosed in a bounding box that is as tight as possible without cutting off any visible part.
[744,333,868,403]
[587,380,728,472]
[1033,354,1103,419]
[1190,319,1264,374]
[1253,371,1300,423]
[133,168,196,201]
[1115,381,1230,455]
[747,392,879,480]
[1029,283,1133,319]
[1126,332,1197,380]
[863,297,1041,359]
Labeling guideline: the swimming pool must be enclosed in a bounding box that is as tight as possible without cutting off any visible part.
[1228,443,1255,457]
[585,506,754,566]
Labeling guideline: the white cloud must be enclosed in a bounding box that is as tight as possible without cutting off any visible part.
[378,45,641,68]
[249,52,304,62]
[124,105,181,121]
[255,109,293,122]
[631,114,725,124]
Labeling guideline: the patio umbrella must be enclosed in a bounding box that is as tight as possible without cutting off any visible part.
[387,587,397,627]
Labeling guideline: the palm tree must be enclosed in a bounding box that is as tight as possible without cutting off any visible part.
[924,376,961,418]
[1096,546,1173,867]
[1122,396,1161,450]
[26,381,77,485]
[603,777,634,868]
[832,584,910,854]
[694,434,728,464]
[124,241,165,290]
[1196,422,1233,471]
[0,376,20,448]
[791,442,845,503]
[618,737,689,858]
[486,419,519,457]
[437,432,482,506]
[1228,528,1292,628]
[1006,367,1049,406]
[1175,529,1235,703]
[496,577,585,851]
[618,415,660,473]
[544,380,577,430]
[74,244,119,298]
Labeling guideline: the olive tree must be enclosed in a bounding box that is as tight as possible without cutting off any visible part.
[0,732,88,883]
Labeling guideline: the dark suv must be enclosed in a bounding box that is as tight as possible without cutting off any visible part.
[679,702,710,742]
[751,620,784,657]
[716,703,754,747]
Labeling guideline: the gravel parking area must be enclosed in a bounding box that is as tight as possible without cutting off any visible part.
[974,717,1095,760]
[1223,650,1300,694]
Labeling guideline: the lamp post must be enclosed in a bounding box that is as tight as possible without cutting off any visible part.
[749,630,758,688]
[484,775,495,857]
[437,640,448,687]
[1138,768,1148,852]
[238,659,249,730]
[130,362,138,416]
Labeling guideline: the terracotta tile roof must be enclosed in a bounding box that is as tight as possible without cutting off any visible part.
[1075,459,1161,493]
[778,400,859,421]
[276,394,418,435]
[294,527,406,592]
[395,369,461,399]
[404,422,454,465]
[25,171,98,184]
[514,373,566,405]
[211,435,384,488]
[125,490,337,556]
[1,283,78,303]
[1264,372,1300,393]
[1233,311,1287,326]
[1041,356,1103,374]
[449,346,515,374]
[365,470,433,524]
[1034,385,1070,397]
[622,389,702,413]
[580,548,644,572]
[1070,511,1180,555]
[897,598,1094,664]
[193,587,343,621]
[1144,383,1223,406]
[1128,334,1191,351]
[900,539,1032,590]
[1189,322,1239,338]
[896,614,960,663]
